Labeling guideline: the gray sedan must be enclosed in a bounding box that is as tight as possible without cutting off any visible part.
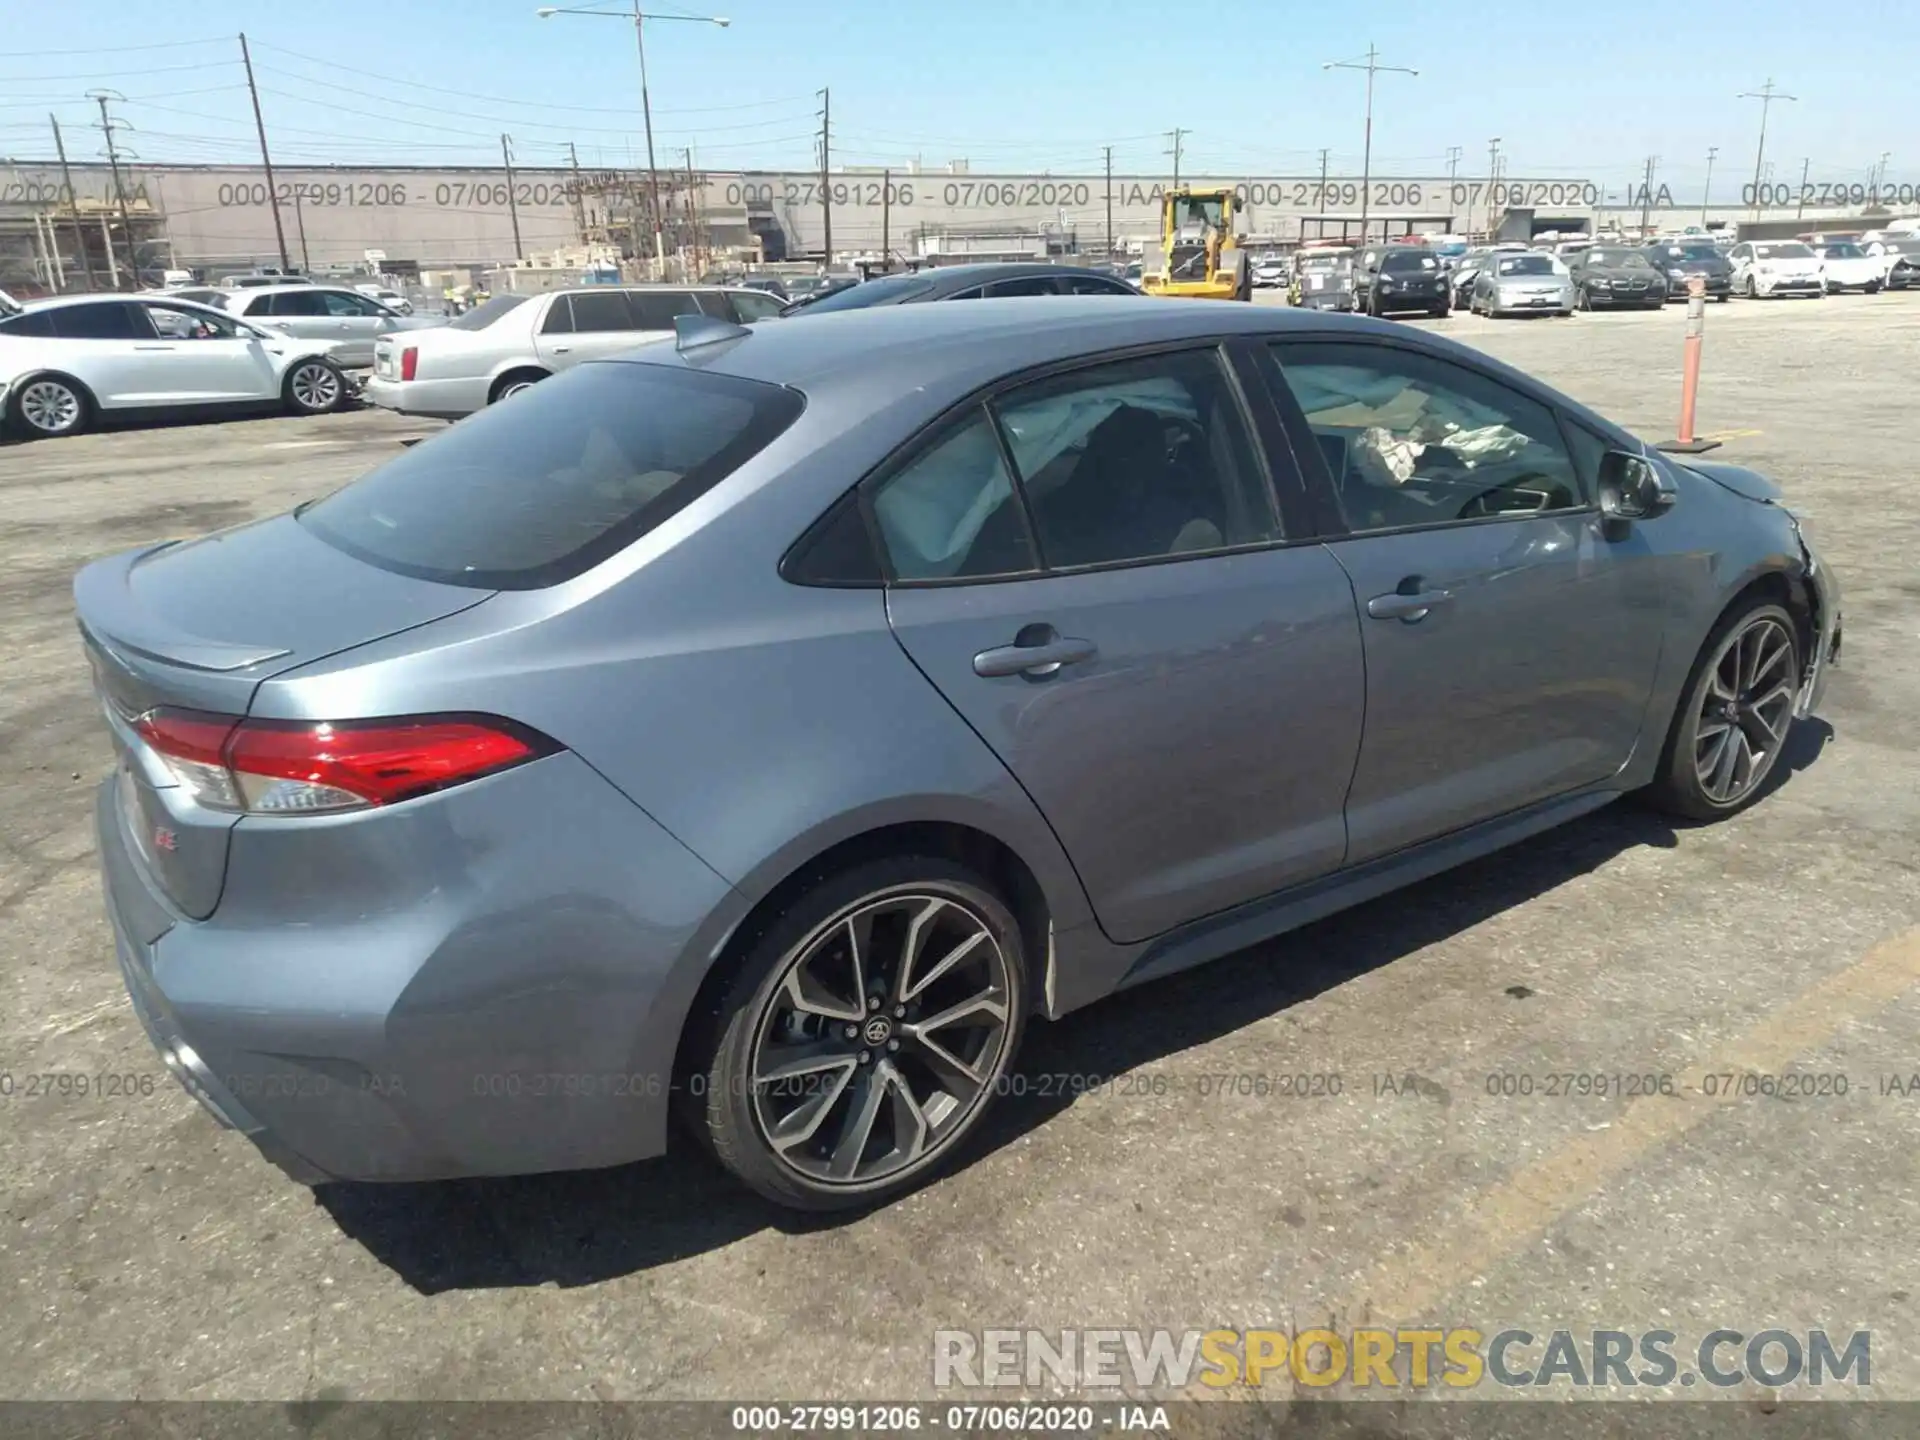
[80,300,1840,1210]
[1469,250,1577,317]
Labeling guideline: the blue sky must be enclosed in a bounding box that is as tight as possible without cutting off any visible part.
[0,0,1909,196]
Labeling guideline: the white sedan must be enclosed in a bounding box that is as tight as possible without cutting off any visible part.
[0,294,351,440]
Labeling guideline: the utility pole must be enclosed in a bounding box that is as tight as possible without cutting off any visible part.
[567,141,589,245]
[1324,44,1418,244]
[1639,155,1658,237]
[499,134,525,261]
[292,188,312,272]
[881,167,892,269]
[1702,145,1718,225]
[1485,137,1502,242]
[1167,128,1186,189]
[238,34,291,272]
[1795,156,1811,219]
[89,93,136,288]
[1739,78,1797,218]
[818,87,831,265]
[1875,151,1892,203]
[1103,146,1113,256]
[49,115,98,291]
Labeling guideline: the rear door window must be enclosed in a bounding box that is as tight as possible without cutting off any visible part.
[568,290,638,332]
[297,362,805,589]
[52,303,149,340]
[983,276,1062,297]
[269,290,329,316]
[628,290,703,329]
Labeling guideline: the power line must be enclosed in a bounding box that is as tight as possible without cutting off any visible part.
[0,60,240,82]
[0,37,229,56]
[248,39,811,117]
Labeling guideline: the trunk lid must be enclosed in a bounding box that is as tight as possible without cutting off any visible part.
[76,514,493,918]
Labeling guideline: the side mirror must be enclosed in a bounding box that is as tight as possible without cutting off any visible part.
[1598,450,1676,521]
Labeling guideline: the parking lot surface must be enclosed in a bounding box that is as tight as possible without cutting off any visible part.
[2,295,1918,1406]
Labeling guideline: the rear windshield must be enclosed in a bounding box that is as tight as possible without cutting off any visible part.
[790,274,933,313]
[1495,254,1555,277]
[447,294,531,331]
[297,362,805,589]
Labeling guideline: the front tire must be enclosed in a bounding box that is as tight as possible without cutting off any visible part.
[9,374,89,438]
[695,855,1030,1211]
[1644,601,1802,822]
[282,358,345,416]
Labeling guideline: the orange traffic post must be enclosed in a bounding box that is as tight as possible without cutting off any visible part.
[1656,274,1722,454]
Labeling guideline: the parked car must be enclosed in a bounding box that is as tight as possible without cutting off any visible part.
[1356,246,1450,318]
[1645,239,1733,302]
[222,284,442,368]
[1808,240,1885,294]
[1566,246,1667,309]
[783,273,860,307]
[362,285,786,420]
[146,285,234,311]
[1121,260,1144,290]
[1728,241,1825,299]
[1448,244,1529,307]
[1861,235,1920,289]
[779,263,1138,313]
[739,275,790,301]
[1468,250,1576,317]
[77,298,1841,1208]
[1251,256,1289,289]
[1289,249,1356,310]
[222,272,313,290]
[0,294,349,438]
[353,283,415,316]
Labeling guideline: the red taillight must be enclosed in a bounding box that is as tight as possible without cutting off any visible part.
[135,709,555,814]
[399,346,419,381]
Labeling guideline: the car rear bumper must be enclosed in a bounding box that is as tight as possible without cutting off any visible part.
[96,749,739,1184]
[361,374,486,420]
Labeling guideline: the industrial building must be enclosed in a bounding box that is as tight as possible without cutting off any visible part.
[0,157,1895,291]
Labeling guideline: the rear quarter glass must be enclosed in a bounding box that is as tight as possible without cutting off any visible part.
[297,362,805,589]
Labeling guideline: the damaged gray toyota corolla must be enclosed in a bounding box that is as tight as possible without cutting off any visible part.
[78,300,1839,1211]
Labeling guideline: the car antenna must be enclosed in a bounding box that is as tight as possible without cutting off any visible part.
[674,312,752,352]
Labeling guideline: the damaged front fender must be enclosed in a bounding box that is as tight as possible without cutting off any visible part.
[1791,517,1842,719]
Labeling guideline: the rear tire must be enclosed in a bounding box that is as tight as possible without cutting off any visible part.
[488,369,548,405]
[282,359,346,416]
[1643,600,1801,822]
[693,854,1030,1212]
[9,374,90,439]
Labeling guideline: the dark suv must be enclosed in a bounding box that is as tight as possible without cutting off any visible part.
[1358,247,1450,318]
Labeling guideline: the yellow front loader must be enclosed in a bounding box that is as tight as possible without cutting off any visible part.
[1140,187,1253,301]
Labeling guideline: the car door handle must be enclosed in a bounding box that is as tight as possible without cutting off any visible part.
[972,635,1097,678]
[134,344,175,351]
[549,345,572,354]
[1366,588,1454,622]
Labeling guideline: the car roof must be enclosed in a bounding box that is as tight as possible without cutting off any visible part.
[620,295,1473,401]
[21,292,227,314]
